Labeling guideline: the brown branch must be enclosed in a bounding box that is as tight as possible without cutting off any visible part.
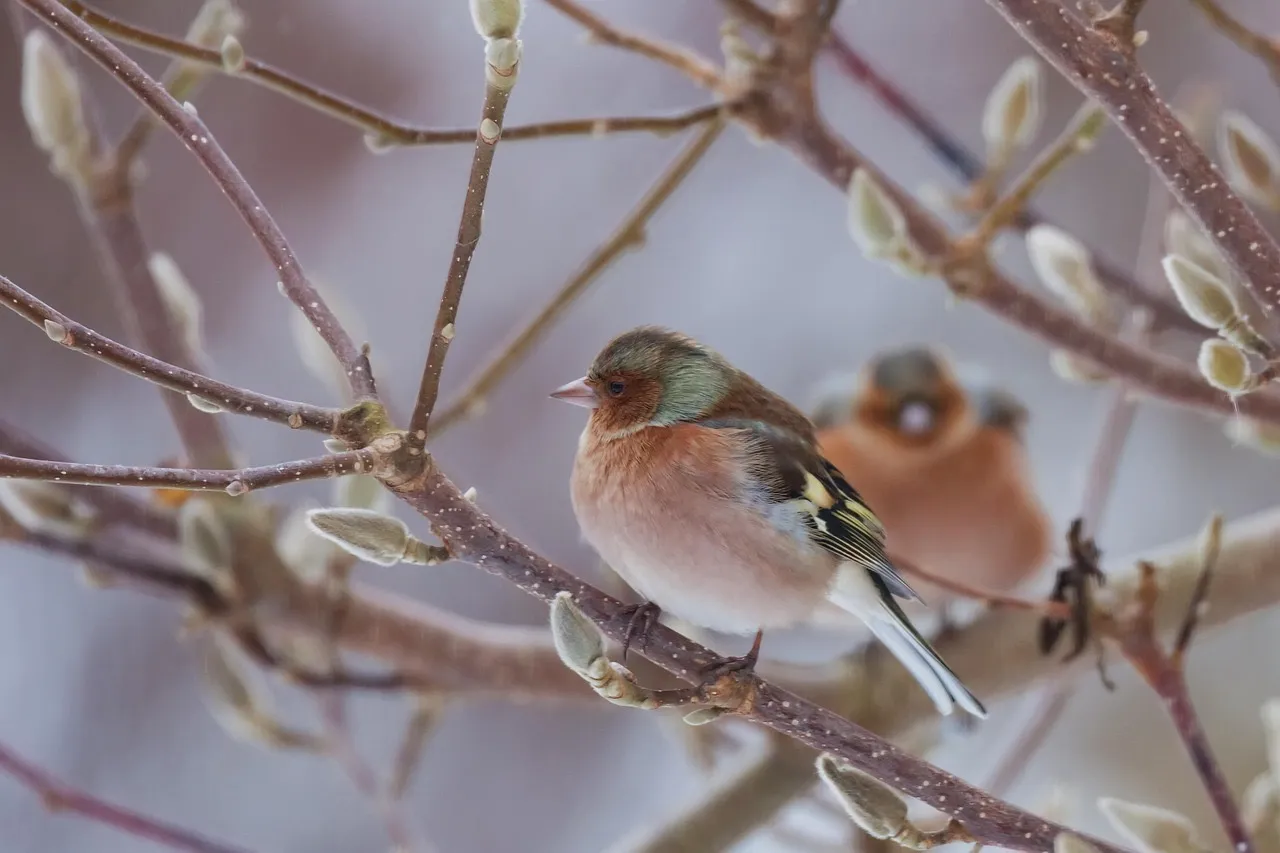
[431,113,728,436]
[0,421,175,539]
[1186,0,1280,83]
[1092,0,1149,50]
[0,272,337,433]
[540,0,725,91]
[985,0,1280,318]
[408,45,518,445]
[1105,538,1252,853]
[77,168,234,469]
[385,455,1124,853]
[0,740,252,853]
[20,0,376,401]
[890,552,1072,619]
[821,29,1200,334]
[61,1,719,148]
[0,451,375,495]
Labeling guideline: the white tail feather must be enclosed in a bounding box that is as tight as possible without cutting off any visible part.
[827,563,988,719]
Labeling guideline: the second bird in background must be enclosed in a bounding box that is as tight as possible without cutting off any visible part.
[810,346,1054,621]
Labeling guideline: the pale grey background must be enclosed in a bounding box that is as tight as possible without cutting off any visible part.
[0,1,1278,851]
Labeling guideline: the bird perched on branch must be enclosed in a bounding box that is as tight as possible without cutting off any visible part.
[550,326,986,718]
[810,347,1053,619]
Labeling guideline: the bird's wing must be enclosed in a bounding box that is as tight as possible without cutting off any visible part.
[697,418,921,602]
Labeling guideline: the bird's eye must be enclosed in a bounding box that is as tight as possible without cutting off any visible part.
[607,380,626,397]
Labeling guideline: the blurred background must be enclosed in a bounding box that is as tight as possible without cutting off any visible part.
[1,1,1279,851]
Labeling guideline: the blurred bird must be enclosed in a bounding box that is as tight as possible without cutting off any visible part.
[550,326,986,718]
[810,347,1053,618]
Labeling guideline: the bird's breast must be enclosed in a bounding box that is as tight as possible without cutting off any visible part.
[569,425,834,634]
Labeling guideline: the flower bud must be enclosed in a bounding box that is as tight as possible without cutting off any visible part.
[485,38,521,91]
[1164,210,1228,283]
[305,507,411,566]
[1197,339,1253,395]
[1219,110,1280,210]
[1097,797,1207,853]
[982,56,1044,161]
[848,168,909,260]
[470,0,524,40]
[550,591,604,674]
[1026,226,1112,326]
[1163,254,1238,330]
[816,754,908,840]
[21,31,91,182]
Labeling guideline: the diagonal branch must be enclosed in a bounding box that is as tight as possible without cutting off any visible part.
[0,450,375,496]
[0,740,252,853]
[431,113,727,436]
[408,39,520,444]
[1186,0,1280,83]
[540,0,724,90]
[61,1,720,148]
[985,0,1280,317]
[18,0,377,400]
[0,273,337,433]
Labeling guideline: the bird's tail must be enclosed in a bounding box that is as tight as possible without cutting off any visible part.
[828,565,987,719]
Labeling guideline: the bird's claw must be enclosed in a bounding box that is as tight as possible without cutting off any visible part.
[697,629,764,682]
[618,601,662,663]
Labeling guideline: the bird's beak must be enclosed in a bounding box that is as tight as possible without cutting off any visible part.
[550,377,599,409]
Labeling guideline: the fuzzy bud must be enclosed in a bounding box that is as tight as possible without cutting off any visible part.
[1198,339,1253,395]
[43,320,67,343]
[485,38,522,91]
[1224,417,1280,457]
[1097,797,1207,853]
[21,31,91,183]
[1026,226,1112,326]
[305,507,411,566]
[1241,773,1278,836]
[148,253,206,358]
[550,591,604,674]
[470,0,524,40]
[1164,210,1228,283]
[288,278,366,399]
[179,499,234,592]
[1049,350,1110,384]
[1219,110,1280,210]
[333,473,389,514]
[1263,698,1280,779]
[1055,834,1102,853]
[0,479,95,539]
[219,35,246,73]
[186,394,223,414]
[186,0,246,50]
[982,56,1044,162]
[816,754,908,840]
[848,168,912,260]
[1163,254,1238,330]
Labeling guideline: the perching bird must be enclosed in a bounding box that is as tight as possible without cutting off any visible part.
[551,326,986,718]
[810,347,1053,612]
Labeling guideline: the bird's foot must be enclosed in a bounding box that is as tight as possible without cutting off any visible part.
[617,601,662,663]
[697,629,764,682]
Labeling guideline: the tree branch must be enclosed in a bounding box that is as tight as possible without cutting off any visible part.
[0,740,251,853]
[540,0,725,91]
[1186,0,1280,84]
[0,450,375,496]
[431,113,728,436]
[408,39,519,444]
[0,272,337,433]
[18,0,377,400]
[985,0,1280,318]
[60,1,720,148]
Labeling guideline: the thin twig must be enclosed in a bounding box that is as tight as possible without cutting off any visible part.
[388,698,443,801]
[61,1,720,147]
[408,46,518,444]
[316,696,428,852]
[986,0,1280,318]
[0,451,374,495]
[1108,555,1252,853]
[21,0,377,400]
[0,421,176,539]
[0,272,337,433]
[0,740,252,853]
[891,553,1072,620]
[540,0,725,91]
[431,114,727,436]
[1186,0,1280,83]
[821,29,1200,334]
[1172,515,1223,662]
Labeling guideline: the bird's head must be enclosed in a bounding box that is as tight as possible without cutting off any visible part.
[550,326,733,439]
[853,346,973,448]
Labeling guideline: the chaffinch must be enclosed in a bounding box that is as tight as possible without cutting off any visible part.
[551,326,986,719]
[811,347,1053,613]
